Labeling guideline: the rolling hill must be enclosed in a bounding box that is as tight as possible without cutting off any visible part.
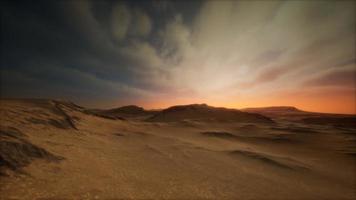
[147,104,274,123]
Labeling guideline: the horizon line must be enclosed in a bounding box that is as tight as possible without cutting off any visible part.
[1,97,355,115]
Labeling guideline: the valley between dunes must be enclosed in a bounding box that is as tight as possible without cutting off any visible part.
[0,99,355,199]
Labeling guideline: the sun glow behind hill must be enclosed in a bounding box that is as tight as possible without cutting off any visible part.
[123,87,356,114]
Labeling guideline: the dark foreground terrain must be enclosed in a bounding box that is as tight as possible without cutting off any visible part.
[1,99,355,199]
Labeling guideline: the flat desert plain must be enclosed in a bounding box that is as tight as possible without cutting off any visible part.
[0,99,355,199]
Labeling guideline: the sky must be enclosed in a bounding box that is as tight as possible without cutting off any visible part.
[1,0,355,114]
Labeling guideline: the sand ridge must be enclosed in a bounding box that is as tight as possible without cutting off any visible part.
[0,99,355,199]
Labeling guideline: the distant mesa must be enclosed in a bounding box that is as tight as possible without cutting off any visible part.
[242,106,302,113]
[242,105,356,125]
[147,104,274,123]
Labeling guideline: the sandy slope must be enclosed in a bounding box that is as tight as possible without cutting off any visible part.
[0,99,355,199]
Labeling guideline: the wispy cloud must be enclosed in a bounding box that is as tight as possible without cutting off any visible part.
[1,0,355,112]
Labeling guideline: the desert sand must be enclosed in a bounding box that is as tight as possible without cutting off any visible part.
[1,99,355,199]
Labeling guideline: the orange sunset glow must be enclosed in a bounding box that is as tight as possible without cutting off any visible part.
[1,1,356,199]
[137,90,355,114]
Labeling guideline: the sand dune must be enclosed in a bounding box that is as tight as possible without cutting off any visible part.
[90,105,158,120]
[227,150,308,171]
[243,106,356,128]
[0,126,63,174]
[301,116,356,127]
[0,99,355,199]
[201,131,240,139]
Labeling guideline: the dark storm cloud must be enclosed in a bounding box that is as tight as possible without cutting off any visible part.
[0,0,205,107]
[0,0,166,105]
[1,0,355,109]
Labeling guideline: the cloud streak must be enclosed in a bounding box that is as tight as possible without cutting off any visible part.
[1,0,355,113]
